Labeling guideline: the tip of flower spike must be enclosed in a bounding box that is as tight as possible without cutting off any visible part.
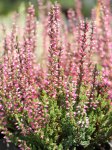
[27,4,35,15]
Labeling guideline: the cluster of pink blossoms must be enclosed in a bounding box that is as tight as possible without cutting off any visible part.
[0,0,112,149]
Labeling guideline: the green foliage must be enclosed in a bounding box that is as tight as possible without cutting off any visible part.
[1,83,111,149]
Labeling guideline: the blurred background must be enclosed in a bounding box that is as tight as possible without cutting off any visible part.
[0,0,97,17]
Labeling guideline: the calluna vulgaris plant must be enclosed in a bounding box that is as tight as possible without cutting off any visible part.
[0,0,112,150]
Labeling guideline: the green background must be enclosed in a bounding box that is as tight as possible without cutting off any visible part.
[0,0,97,17]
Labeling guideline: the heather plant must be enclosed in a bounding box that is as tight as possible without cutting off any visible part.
[0,1,112,150]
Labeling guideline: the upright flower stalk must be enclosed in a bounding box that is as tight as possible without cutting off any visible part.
[75,21,89,102]
[94,0,112,99]
[47,3,64,99]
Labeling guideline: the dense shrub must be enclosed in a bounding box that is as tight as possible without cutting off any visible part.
[0,0,112,149]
